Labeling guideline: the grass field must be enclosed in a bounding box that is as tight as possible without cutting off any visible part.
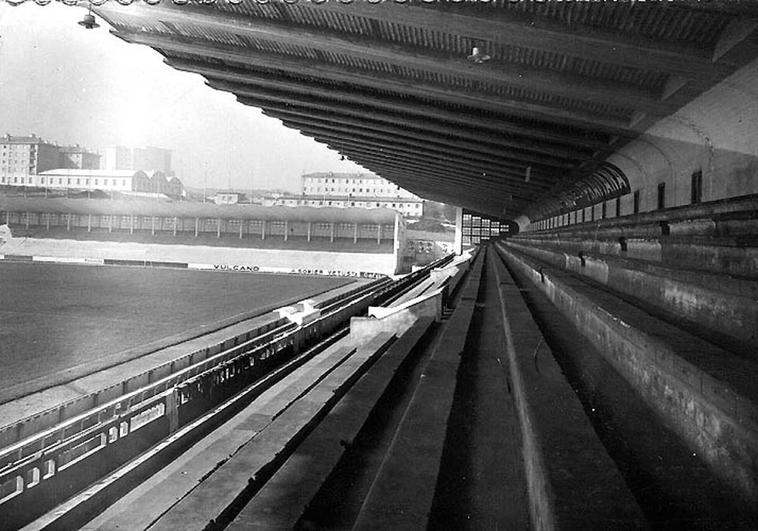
[0,262,352,390]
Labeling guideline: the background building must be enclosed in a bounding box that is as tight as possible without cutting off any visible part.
[0,134,61,180]
[18,169,184,198]
[102,145,172,174]
[301,172,419,200]
[59,145,101,170]
[267,172,424,218]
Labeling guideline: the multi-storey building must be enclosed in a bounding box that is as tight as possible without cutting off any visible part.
[102,145,172,174]
[0,134,61,180]
[59,144,101,170]
[300,172,420,200]
[266,172,424,218]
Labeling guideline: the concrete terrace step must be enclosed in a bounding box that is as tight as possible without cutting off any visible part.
[147,332,396,531]
[228,316,436,530]
[490,249,647,529]
[81,339,361,531]
[495,242,758,505]
[349,248,486,530]
[501,239,758,353]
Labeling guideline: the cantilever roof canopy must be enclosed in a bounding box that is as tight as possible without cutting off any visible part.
[95,1,758,223]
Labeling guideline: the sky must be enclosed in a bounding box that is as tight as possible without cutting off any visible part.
[0,1,367,191]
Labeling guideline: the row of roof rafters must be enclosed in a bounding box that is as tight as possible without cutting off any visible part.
[97,1,758,220]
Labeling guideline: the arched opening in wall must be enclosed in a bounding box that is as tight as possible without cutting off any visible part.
[633,191,640,214]
[691,170,703,204]
[657,183,666,210]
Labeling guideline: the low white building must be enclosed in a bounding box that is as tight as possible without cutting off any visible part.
[1,169,183,198]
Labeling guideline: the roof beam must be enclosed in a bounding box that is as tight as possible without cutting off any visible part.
[170,58,613,151]
[278,118,565,184]
[115,31,636,135]
[347,155,529,217]
[307,2,726,79]
[245,99,579,171]
[219,82,592,162]
[298,129,554,195]
[108,4,671,116]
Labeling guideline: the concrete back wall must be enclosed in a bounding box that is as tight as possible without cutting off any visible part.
[526,57,758,231]
[0,237,398,276]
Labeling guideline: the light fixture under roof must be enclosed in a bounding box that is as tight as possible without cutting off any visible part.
[78,3,99,29]
[467,46,491,64]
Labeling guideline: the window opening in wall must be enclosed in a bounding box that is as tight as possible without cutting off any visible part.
[26,467,40,488]
[633,190,640,214]
[42,459,55,479]
[657,182,666,210]
[691,170,703,204]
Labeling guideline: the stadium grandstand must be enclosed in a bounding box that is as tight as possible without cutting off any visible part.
[0,196,407,275]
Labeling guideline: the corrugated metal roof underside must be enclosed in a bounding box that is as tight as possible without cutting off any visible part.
[95,2,757,221]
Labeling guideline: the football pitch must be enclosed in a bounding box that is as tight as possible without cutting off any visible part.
[0,262,352,390]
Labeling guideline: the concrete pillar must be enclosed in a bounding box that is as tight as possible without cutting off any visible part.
[195,217,199,237]
[330,222,335,242]
[377,224,381,244]
[239,219,244,239]
[454,207,463,255]
[151,216,156,236]
[217,218,221,238]
[166,391,179,434]
[284,220,288,241]
[25,211,30,230]
[354,222,358,244]
[46,213,50,231]
[67,214,71,232]
[173,216,177,237]
[261,220,266,240]
[109,214,112,233]
[307,221,312,242]
[130,215,134,235]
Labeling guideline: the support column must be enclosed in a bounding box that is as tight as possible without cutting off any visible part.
[109,215,112,233]
[67,214,71,232]
[217,218,221,238]
[307,221,312,242]
[239,219,244,239]
[25,211,30,230]
[130,214,134,235]
[46,213,50,231]
[353,222,358,244]
[377,224,381,245]
[330,222,335,243]
[151,216,155,236]
[284,220,288,241]
[454,207,463,255]
[173,216,177,237]
[261,220,266,240]
[195,217,199,237]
